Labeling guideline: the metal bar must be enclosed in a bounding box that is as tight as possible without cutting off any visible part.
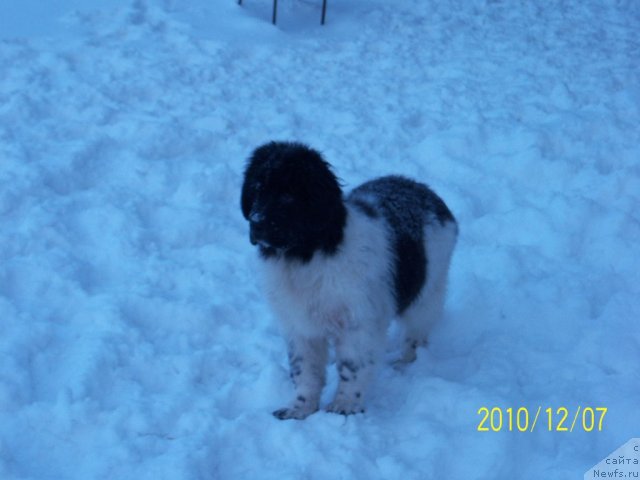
[272,0,278,24]
[321,0,327,25]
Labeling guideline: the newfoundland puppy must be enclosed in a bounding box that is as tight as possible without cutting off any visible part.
[241,141,458,420]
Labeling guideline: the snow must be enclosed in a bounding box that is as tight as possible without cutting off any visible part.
[0,0,639,478]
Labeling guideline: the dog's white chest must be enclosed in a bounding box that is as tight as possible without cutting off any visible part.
[260,206,395,339]
[264,258,354,337]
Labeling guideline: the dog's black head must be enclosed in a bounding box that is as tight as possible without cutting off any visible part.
[241,141,346,262]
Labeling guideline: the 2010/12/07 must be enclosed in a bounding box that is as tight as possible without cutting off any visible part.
[477,407,608,432]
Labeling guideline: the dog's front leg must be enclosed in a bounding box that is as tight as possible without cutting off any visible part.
[326,329,382,416]
[273,335,328,420]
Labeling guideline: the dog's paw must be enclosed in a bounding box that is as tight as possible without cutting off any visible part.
[325,398,365,416]
[392,339,422,368]
[391,354,416,371]
[272,405,317,420]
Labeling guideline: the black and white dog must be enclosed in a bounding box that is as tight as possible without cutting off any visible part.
[241,141,458,420]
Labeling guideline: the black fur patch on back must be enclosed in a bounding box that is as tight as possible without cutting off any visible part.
[347,175,456,314]
[349,197,379,219]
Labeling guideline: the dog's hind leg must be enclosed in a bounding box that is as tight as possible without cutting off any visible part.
[273,335,328,420]
[395,220,457,366]
[395,275,447,365]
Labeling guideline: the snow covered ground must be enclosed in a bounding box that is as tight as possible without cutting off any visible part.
[1,0,639,478]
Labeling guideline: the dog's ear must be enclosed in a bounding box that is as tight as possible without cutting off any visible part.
[297,151,343,208]
[241,142,276,219]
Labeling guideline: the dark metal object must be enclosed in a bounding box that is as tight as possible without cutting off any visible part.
[238,0,327,25]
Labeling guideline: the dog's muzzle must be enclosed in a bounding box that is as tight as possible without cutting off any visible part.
[249,224,259,245]
[249,210,266,246]
[249,221,268,247]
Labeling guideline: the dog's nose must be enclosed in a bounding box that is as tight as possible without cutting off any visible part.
[249,210,264,223]
[249,221,263,245]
